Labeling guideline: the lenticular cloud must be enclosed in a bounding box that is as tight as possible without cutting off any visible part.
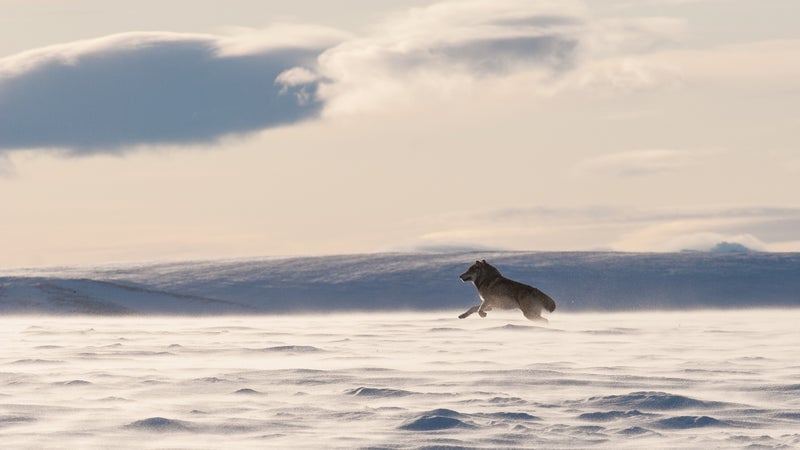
[0,31,331,154]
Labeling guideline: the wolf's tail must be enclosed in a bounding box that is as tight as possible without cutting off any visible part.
[541,291,556,312]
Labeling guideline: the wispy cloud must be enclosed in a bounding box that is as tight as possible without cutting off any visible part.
[404,205,800,252]
[312,0,587,114]
[612,0,733,7]
[313,0,688,114]
[0,27,343,154]
[0,154,14,177]
[573,149,695,177]
[1,0,788,155]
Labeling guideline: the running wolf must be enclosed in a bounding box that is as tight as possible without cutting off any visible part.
[459,260,556,321]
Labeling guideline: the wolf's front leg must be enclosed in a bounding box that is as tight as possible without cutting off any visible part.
[459,305,480,319]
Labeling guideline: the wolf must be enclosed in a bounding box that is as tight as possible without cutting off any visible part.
[458,260,556,321]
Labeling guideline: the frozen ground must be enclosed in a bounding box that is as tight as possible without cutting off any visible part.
[2,310,799,449]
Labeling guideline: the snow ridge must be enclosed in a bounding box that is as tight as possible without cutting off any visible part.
[1,251,798,314]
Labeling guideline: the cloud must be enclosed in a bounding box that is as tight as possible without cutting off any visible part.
[588,17,687,57]
[570,39,800,96]
[604,207,800,252]
[1,0,767,154]
[614,224,769,252]
[0,28,342,154]
[314,0,588,114]
[573,149,696,177]
[0,1,599,152]
[0,154,14,177]
[479,205,800,225]
[310,0,695,114]
[403,205,800,252]
[612,0,733,7]
[0,1,605,152]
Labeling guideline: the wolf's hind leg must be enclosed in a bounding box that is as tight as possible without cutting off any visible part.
[459,305,480,319]
[521,307,547,322]
[520,299,547,322]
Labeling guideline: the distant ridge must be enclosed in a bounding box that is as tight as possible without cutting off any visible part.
[1,252,799,314]
[681,241,756,254]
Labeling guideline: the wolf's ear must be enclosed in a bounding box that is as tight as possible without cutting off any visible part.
[482,259,487,264]
[475,260,481,265]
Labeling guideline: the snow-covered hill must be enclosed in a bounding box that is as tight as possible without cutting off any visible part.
[1,252,798,315]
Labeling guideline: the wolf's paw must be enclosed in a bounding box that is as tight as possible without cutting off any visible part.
[478,311,487,318]
[458,313,468,319]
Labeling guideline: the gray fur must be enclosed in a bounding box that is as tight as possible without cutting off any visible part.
[459,260,556,321]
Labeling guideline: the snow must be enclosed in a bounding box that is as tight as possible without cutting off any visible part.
[1,310,799,448]
[1,251,798,446]
[1,252,799,314]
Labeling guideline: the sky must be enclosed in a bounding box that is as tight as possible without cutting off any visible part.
[1,0,799,268]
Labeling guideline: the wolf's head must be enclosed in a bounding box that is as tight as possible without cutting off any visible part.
[459,259,501,284]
